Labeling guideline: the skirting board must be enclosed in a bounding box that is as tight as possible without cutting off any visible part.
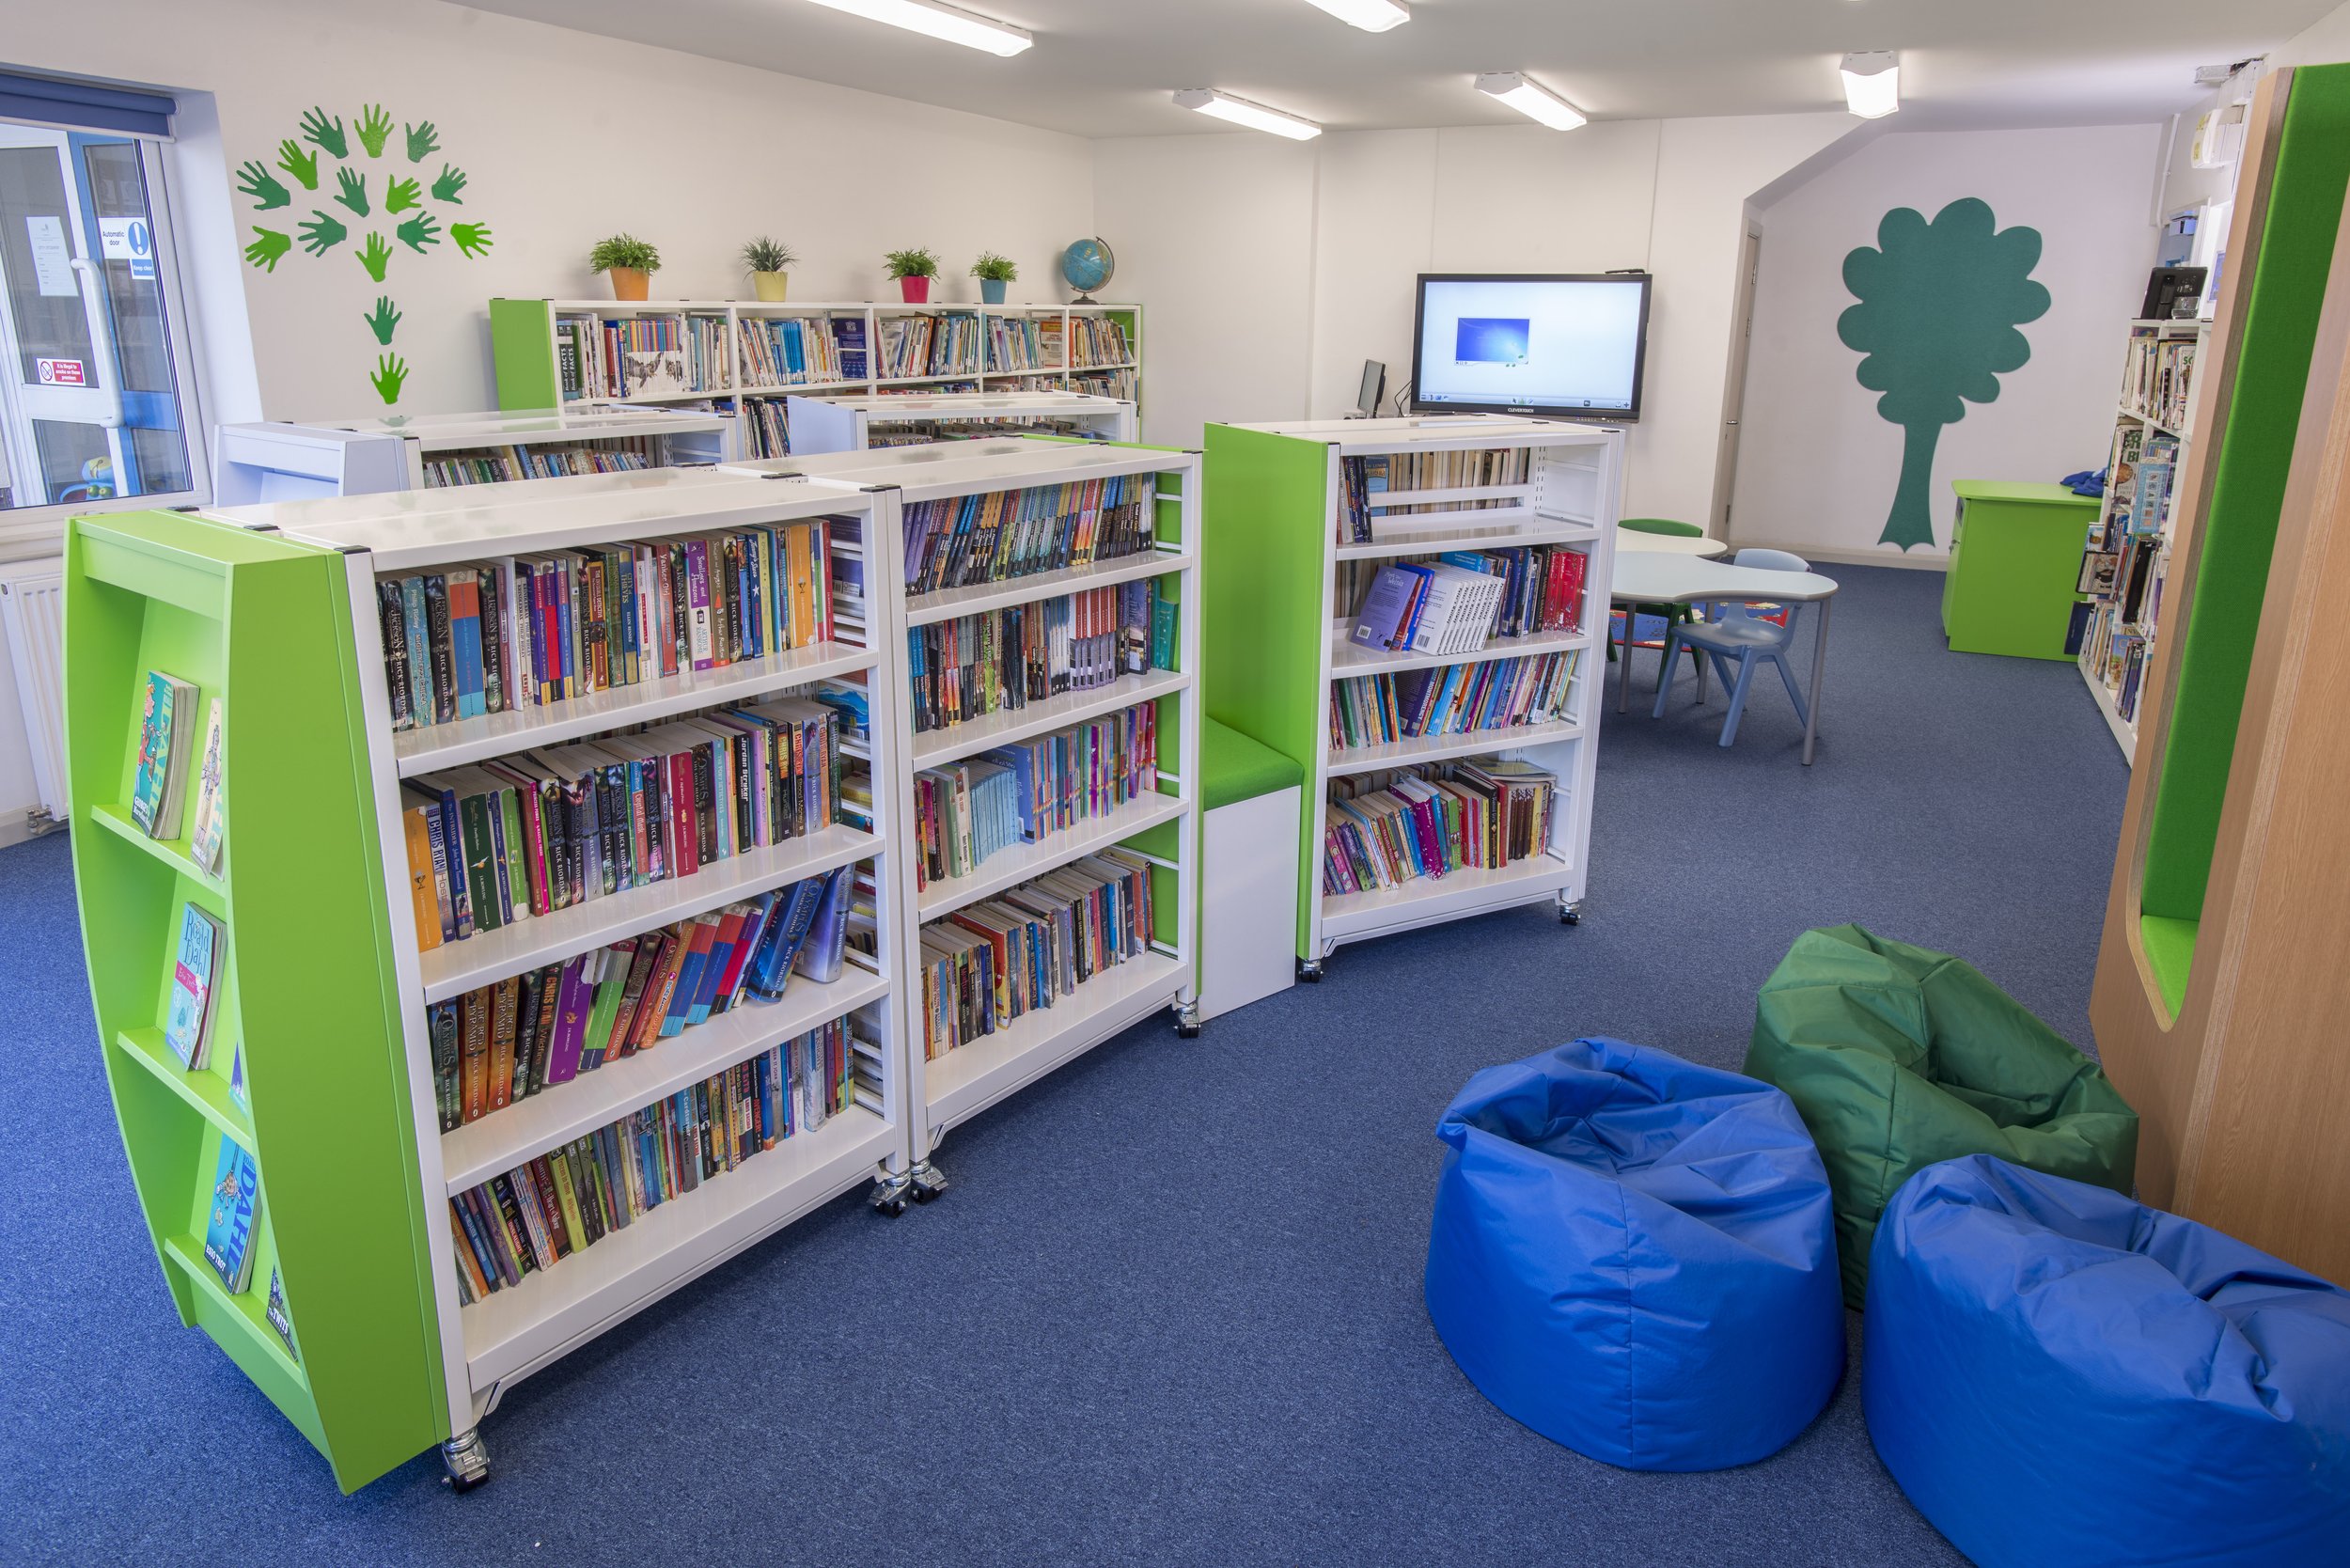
[1728,540,1949,572]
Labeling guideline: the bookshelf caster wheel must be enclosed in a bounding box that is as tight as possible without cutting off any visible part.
[1559,898,1583,926]
[908,1160,949,1204]
[1296,960,1324,983]
[1174,1000,1201,1038]
[441,1430,490,1494]
[870,1169,914,1217]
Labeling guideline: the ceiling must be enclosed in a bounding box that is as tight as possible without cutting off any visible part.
[451,0,2337,137]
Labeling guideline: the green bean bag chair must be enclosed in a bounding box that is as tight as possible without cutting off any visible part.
[1744,925,2138,1308]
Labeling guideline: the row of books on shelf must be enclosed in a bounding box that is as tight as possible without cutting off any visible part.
[907,583,1169,736]
[913,702,1158,891]
[400,692,853,950]
[376,516,854,733]
[1322,759,1558,896]
[422,444,657,488]
[447,1015,872,1304]
[1348,544,1589,656]
[1339,447,1533,543]
[557,312,733,400]
[916,848,1155,1059]
[131,671,226,872]
[740,314,865,387]
[2123,330,2199,432]
[879,314,979,381]
[430,866,857,1130]
[2078,605,2152,725]
[1069,316,1132,368]
[901,475,1157,594]
[2099,427,2180,546]
[988,314,1064,372]
[1328,650,1583,750]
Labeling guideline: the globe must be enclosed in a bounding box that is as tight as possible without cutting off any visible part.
[1061,237,1115,302]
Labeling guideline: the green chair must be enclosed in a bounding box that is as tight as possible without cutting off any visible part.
[1609,518,1706,682]
[1744,924,2139,1308]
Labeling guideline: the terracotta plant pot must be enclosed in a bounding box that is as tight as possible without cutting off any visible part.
[752,272,790,303]
[608,267,651,302]
[979,278,1009,305]
[899,275,932,304]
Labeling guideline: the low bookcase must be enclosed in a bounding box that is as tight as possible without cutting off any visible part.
[69,468,922,1492]
[1201,416,1623,977]
[783,390,1137,455]
[727,437,1202,1191]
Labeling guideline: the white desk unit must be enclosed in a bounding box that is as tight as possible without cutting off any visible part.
[211,407,736,504]
[783,390,1137,454]
[1610,552,1841,764]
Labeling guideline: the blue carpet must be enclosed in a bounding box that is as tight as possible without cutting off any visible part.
[0,564,2124,1565]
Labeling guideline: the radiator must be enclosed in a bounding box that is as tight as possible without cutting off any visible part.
[0,557,68,825]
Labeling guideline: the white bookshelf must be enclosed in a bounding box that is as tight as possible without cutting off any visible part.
[1206,415,1623,976]
[196,468,917,1477]
[2077,317,2210,762]
[211,407,737,505]
[725,437,1202,1195]
[490,298,1144,462]
[784,391,1137,455]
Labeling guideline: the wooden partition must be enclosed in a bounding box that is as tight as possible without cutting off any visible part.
[2091,63,2350,1282]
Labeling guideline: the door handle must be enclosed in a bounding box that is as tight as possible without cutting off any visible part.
[68,258,126,428]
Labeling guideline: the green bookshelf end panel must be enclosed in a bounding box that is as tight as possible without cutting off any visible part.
[490,297,561,411]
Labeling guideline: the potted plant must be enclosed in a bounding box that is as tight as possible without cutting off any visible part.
[885,245,940,305]
[588,234,661,302]
[742,236,796,303]
[970,252,1018,306]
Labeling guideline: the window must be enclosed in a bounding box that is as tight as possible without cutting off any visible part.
[0,82,207,561]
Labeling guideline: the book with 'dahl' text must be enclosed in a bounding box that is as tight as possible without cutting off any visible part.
[204,1137,260,1294]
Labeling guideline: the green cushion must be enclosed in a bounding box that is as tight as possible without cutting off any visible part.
[1621,517,1704,537]
[1744,924,2138,1309]
[1202,716,1302,811]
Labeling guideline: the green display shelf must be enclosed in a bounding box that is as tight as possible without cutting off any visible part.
[1943,481,2099,660]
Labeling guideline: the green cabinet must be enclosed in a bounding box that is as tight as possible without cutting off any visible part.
[1942,481,2099,660]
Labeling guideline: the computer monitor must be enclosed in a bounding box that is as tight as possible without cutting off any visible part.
[1354,359,1386,418]
[1410,273,1653,420]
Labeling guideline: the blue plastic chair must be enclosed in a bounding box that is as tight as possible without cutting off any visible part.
[1652,547,1810,746]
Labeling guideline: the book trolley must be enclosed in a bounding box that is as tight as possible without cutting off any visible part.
[726,438,1203,1184]
[1201,416,1622,977]
[64,440,1202,1494]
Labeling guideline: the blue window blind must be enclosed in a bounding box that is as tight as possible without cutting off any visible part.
[0,71,175,137]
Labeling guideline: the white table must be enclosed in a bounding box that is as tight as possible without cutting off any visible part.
[1616,528,1730,559]
[1610,552,1841,764]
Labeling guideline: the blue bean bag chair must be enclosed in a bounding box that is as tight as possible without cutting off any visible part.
[1424,1038,1845,1471]
[1866,1156,2350,1568]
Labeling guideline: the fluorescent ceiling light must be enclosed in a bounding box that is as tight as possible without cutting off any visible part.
[799,0,1032,56]
[1841,51,1900,118]
[1173,88,1323,140]
[1472,71,1588,132]
[1302,0,1409,31]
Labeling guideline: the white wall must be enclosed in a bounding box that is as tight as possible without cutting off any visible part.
[1731,124,2163,563]
[6,0,1096,423]
[2280,0,2350,64]
[1095,111,1850,526]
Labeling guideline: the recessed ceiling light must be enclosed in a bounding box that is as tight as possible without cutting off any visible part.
[1302,0,1410,31]
[1472,71,1589,132]
[1841,51,1901,118]
[1172,89,1324,140]
[799,0,1032,56]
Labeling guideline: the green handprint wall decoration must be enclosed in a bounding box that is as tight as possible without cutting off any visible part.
[298,107,347,159]
[298,211,348,258]
[364,296,401,346]
[235,162,290,211]
[237,102,496,406]
[370,353,408,405]
[355,232,393,283]
[276,140,318,192]
[356,105,394,159]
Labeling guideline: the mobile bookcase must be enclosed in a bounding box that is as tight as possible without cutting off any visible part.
[723,437,1203,1192]
[1201,416,1622,978]
[69,468,917,1493]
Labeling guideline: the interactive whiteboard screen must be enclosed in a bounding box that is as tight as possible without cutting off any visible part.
[1411,274,1652,420]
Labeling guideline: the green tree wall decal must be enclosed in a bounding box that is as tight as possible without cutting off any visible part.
[1839,198,2049,550]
